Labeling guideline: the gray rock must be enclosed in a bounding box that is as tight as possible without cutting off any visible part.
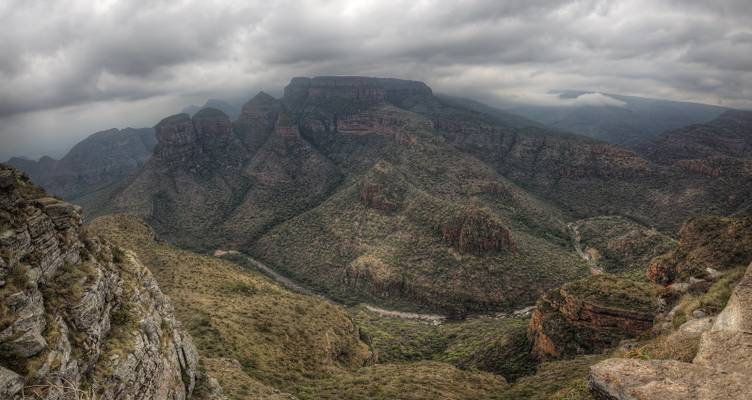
[0,366,22,399]
[692,309,706,319]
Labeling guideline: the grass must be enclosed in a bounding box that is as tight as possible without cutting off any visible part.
[573,215,676,275]
[351,305,535,380]
[89,214,533,399]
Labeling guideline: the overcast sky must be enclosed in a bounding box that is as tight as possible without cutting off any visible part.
[1,0,751,160]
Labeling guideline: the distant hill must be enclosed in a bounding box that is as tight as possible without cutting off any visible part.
[638,109,752,165]
[7,127,155,209]
[506,91,728,148]
[182,98,241,120]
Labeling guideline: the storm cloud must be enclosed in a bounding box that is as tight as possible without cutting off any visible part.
[1,0,751,160]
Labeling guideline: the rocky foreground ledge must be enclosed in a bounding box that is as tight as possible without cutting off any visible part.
[0,165,221,399]
[589,261,752,399]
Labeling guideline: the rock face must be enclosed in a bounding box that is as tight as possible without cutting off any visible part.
[528,275,656,361]
[647,214,752,285]
[0,164,203,399]
[7,127,156,203]
[439,208,515,255]
[101,75,752,313]
[589,261,752,399]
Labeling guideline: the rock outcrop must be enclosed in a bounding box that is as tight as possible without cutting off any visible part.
[647,214,752,285]
[528,275,656,361]
[439,208,516,255]
[589,261,752,399]
[0,164,204,399]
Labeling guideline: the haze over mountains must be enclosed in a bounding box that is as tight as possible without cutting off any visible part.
[2,74,752,400]
[15,75,735,315]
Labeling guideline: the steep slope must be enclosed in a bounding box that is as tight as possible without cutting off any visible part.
[506,91,727,148]
[411,93,752,230]
[589,261,752,399]
[182,99,241,120]
[527,274,657,362]
[0,164,209,399]
[7,127,156,211]
[647,213,752,285]
[637,109,752,177]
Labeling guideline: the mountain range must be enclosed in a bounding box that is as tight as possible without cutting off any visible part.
[504,90,728,148]
[4,75,752,399]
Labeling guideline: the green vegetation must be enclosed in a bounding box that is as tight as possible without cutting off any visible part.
[351,306,535,380]
[90,214,519,399]
[501,355,605,400]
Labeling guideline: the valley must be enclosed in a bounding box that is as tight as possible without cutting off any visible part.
[3,75,751,400]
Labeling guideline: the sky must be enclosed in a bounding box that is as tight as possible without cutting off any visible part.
[1,0,751,160]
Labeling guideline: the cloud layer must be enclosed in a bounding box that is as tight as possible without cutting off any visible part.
[1,0,751,159]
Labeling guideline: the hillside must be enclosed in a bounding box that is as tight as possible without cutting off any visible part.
[506,91,727,148]
[637,110,752,177]
[89,214,514,400]
[7,127,156,211]
[107,77,589,314]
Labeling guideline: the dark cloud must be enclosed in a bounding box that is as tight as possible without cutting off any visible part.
[0,0,750,160]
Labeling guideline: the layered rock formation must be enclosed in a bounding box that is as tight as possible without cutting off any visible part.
[589,261,752,399]
[528,275,656,361]
[0,164,204,399]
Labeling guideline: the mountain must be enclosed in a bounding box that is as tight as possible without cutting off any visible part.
[7,127,156,211]
[107,77,590,315]
[0,164,218,399]
[182,99,241,120]
[505,91,727,149]
[101,76,752,316]
[636,109,752,176]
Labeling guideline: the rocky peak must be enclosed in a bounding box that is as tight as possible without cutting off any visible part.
[193,107,234,147]
[154,111,245,172]
[0,164,207,399]
[154,113,197,164]
[236,91,282,152]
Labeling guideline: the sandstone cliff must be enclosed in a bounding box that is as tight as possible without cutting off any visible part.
[0,164,209,399]
[528,275,656,361]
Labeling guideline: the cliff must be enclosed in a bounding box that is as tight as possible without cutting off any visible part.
[0,164,209,399]
[528,275,656,361]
